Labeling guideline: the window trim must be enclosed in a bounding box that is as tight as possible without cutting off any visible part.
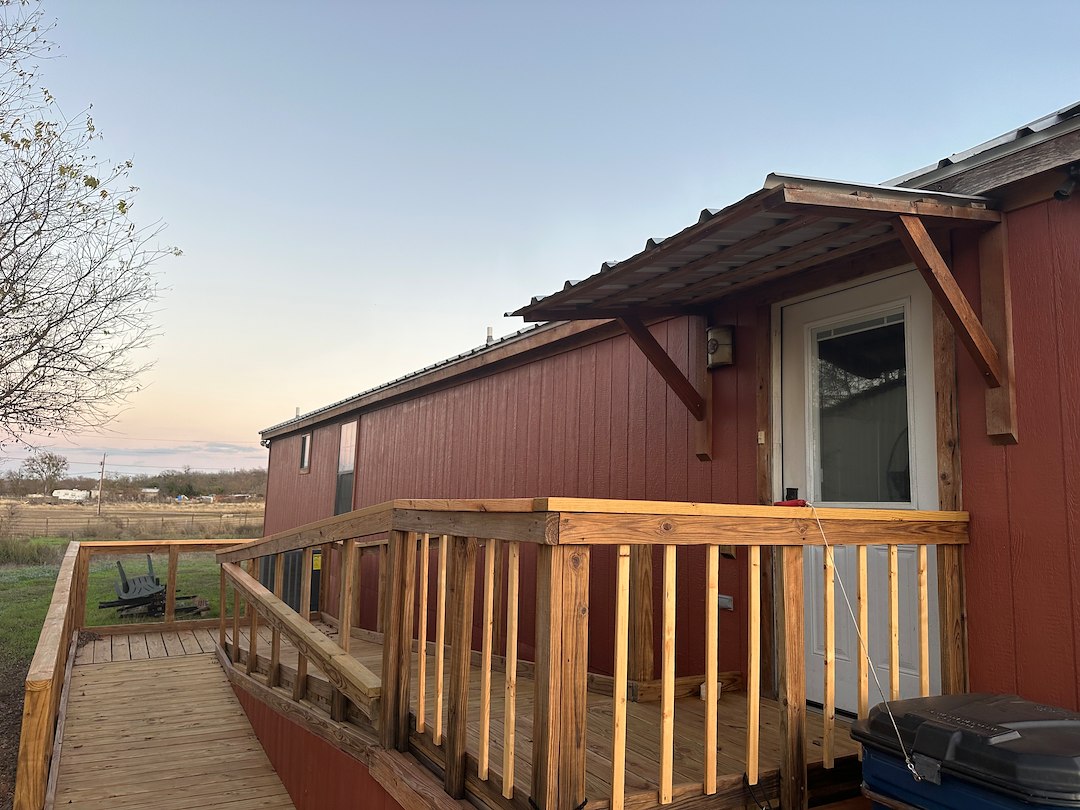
[299,432,312,474]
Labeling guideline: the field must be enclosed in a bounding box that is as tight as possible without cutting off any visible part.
[0,499,263,541]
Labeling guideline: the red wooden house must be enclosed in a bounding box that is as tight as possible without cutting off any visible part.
[22,102,1078,810]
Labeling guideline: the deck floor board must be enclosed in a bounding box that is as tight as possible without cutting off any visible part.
[56,654,295,809]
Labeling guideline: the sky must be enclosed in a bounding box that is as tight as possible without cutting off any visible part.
[2,0,1077,479]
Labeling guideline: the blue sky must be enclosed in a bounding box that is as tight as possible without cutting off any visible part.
[4,0,1077,477]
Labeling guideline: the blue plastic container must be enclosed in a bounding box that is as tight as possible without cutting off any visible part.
[852,694,1080,809]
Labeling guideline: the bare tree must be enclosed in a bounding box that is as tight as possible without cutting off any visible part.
[0,2,178,447]
[21,449,67,494]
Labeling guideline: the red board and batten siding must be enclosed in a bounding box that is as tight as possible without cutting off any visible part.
[264,314,763,679]
[264,422,339,534]
[954,193,1080,710]
[233,685,402,810]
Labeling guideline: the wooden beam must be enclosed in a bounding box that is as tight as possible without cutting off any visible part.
[893,214,1004,388]
[979,222,1018,443]
[618,316,706,421]
[766,185,1002,224]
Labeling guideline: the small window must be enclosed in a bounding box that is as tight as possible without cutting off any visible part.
[334,421,357,515]
[299,433,312,473]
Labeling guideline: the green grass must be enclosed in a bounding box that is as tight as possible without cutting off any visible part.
[0,535,69,566]
[0,564,62,667]
[83,552,225,627]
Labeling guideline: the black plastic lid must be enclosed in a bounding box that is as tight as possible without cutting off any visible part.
[851,694,1080,804]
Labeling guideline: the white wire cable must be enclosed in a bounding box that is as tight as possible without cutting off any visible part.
[806,501,922,781]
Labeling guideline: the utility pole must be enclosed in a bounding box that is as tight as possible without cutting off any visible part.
[97,453,106,516]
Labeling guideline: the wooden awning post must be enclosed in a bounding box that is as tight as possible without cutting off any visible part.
[893,214,1017,443]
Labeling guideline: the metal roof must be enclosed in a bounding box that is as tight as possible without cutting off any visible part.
[260,322,556,436]
[890,99,1080,189]
[511,174,996,322]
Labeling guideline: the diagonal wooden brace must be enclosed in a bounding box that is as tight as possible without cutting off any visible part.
[893,215,1003,388]
[618,315,713,460]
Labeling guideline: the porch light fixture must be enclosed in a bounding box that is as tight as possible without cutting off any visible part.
[706,325,733,369]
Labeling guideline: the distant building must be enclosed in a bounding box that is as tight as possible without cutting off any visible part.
[52,489,90,503]
[139,487,160,500]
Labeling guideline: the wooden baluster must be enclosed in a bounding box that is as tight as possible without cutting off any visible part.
[445,536,478,798]
[532,544,590,810]
[292,547,314,702]
[319,543,331,616]
[417,534,430,734]
[503,541,520,800]
[857,546,869,721]
[231,580,241,665]
[823,546,835,769]
[434,534,448,745]
[746,545,761,786]
[704,544,719,794]
[479,538,496,780]
[218,567,226,650]
[377,542,388,633]
[889,544,900,701]
[353,545,364,629]
[612,544,631,810]
[918,545,930,696]
[246,558,259,675]
[165,545,179,625]
[338,540,355,653]
[269,552,285,687]
[778,545,807,810]
[660,544,676,805]
[380,531,418,751]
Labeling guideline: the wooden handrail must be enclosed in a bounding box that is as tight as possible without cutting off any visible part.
[221,562,381,722]
[14,543,80,810]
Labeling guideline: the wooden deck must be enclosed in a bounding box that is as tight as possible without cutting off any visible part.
[227,622,861,804]
[54,653,295,809]
[75,627,220,664]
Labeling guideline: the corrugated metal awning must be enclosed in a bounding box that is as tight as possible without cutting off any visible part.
[512,174,999,322]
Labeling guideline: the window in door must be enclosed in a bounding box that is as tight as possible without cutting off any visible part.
[811,309,912,504]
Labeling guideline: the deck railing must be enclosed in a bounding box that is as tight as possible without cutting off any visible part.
[13,538,248,810]
[215,498,967,810]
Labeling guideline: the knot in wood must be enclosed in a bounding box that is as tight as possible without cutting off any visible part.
[660,520,674,533]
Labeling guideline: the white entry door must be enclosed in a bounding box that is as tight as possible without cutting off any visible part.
[778,269,941,714]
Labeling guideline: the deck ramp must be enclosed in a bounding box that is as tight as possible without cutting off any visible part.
[53,653,294,809]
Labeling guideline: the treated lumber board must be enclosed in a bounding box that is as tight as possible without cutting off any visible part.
[888,546,900,701]
[445,536,478,798]
[556,512,967,547]
[216,646,376,764]
[777,546,807,810]
[417,536,430,734]
[703,544,719,795]
[370,749,472,810]
[216,504,393,562]
[660,545,676,804]
[161,631,185,658]
[111,634,131,662]
[628,545,654,682]
[539,497,966,521]
[618,315,706,421]
[479,538,496,779]
[293,546,314,702]
[223,562,380,717]
[90,617,224,636]
[766,184,1001,223]
[145,633,168,659]
[978,221,1018,442]
[894,214,1003,387]
[747,546,762,784]
[392,510,559,545]
[502,541,520,800]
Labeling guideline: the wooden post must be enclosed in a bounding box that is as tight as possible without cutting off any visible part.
[888,545,900,701]
[434,534,448,744]
[417,535,430,734]
[938,544,969,694]
[704,545,719,795]
[479,538,496,780]
[612,545,631,810]
[660,545,676,805]
[165,545,179,624]
[218,567,227,651]
[746,545,761,786]
[71,548,90,630]
[380,531,417,751]
[777,546,807,810]
[531,544,590,810]
[231,586,241,665]
[338,541,355,654]
[377,543,388,633]
[445,536,478,798]
[627,545,654,681]
[246,558,259,676]
[823,547,835,769]
[318,543,331,615]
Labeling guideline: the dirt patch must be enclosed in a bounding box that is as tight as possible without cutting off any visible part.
[0,660,26,810]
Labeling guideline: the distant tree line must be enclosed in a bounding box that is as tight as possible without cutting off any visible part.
[2,454,266,500]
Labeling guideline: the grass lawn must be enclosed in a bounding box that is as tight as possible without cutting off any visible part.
[83,552,225,627]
